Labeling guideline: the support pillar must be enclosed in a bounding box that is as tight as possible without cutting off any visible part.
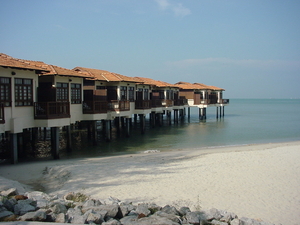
[31,127,38,155]
[105,120,112,142]
[91,121,97,146]
[125,118,130,137]
[10,133,18,164]
[222,106,225,117]
[203,108,207,120]
[65,125,72,152]
[216,107,219,119]
[139,114,145,134]
[51,127,60,160]
[188,107,190,119]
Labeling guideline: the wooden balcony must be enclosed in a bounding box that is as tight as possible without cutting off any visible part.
[83,101,108,114]
[0,103,4,124]
[108,100,130,111]
[34,102,70,119]
[162,99,174,107]
[151,99,163,108]
[174,99,187,106]
[135,100,151,109]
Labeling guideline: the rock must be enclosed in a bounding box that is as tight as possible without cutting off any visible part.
[230,218,243,225]
[161,205,181,216]
[14,195,28,200]
[102,219,122,225]
[1,188,18,197]
[135,203,151,216]
[211,219,229,225]
[0,210,14,220]
[26,191,51,208]
[185,211,202,225]
[119,215,138,224]
[239,217,274,225]
[14,199,37,215]
[55,212,67,223]
[138,215,181,225]
[220,211,238,223]
[50,202,67,214]
[85,211,104,224]
[204,208,222,221]
[19,210,47,221]
[154,211,182,224]
[3,198,17,211]
[179,206,191,216]
[82,204,121,219]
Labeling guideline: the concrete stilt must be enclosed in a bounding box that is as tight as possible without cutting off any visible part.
[216,107,219,119]
[204,108,207,119]
[10,133,18,164]
[125,118,130,137]
[51,127,60,160]
[65,125,72,152]
[105,120,111,142]
[31,127,38,155]
[139,114,145,134]
[91,121,97,146]
[222,106,225,117]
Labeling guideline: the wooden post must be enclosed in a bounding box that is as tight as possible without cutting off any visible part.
[10,133,18,164]
[51,127,60,160]
[105,120,111,142]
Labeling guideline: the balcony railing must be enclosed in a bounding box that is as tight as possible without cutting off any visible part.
[83,101,108,114]
[174,99,187,106]
[108,100,130,111]
[135,100,151,109]
[0,103,4,124]
[34,102,70,119]
[151,99,163,108]
[162,99,174,107]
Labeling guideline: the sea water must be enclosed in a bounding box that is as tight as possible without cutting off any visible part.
[62,99,300,158]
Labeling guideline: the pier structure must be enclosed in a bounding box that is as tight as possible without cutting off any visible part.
[0,53,229,163]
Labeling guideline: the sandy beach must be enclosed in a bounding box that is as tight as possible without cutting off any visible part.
[0,141,299,225]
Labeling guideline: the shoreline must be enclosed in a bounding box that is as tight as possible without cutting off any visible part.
[1,140,300,225]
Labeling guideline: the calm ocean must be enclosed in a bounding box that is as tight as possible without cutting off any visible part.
[62,99,300,158]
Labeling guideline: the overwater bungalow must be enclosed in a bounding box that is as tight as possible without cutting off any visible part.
[0,53,229,163]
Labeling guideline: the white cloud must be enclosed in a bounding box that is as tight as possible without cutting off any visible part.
[155,0,191,17]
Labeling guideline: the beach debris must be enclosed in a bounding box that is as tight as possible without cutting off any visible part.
[143,150,160,153]
[0,187,276,225]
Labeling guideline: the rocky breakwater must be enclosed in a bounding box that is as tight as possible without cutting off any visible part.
[0,188,274,225]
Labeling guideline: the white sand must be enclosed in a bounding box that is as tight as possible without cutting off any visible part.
[0,141,299,225]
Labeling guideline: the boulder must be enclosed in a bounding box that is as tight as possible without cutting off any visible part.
[3,198,17,211]
[211,219,229,225]
[102,219,122,225]
[1,188,18,197]
[14,199,37,215]
[179,206,191,216]
[18,210,47,221]
[55,212,67,223]
[85,211,105,224]
[135,203,151,216]
[161,205,181,216]
[50,202,67,214]
[0,210,14,220]
[185,211,202,225]
[204,208,222,221]
[154,211,182,224]
[137,215,181,225]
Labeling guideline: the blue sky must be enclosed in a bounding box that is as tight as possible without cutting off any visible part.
[1,0,299,98]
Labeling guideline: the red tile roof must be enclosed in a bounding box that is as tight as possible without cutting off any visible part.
[134,77,177,88]
[73,67,138,82]
[0,53,49,71]
[175,82,225,91]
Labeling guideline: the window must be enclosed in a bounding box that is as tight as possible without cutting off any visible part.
[56,82,68,102]
[71,83,81,104]
[129,87,135,101]
[144,89,149,100]
[15,78,33,106]
[0,77,11,106]
[120,86,127,100]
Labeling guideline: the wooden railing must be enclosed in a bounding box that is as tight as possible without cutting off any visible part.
[135,100,151,109]
[0,103,4,124]
[83,101,108,114]
[34,102,70,119]
[108,100,130,111]
[151,99,163,108]
[174,99,187,106]
[162,99,174,107]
